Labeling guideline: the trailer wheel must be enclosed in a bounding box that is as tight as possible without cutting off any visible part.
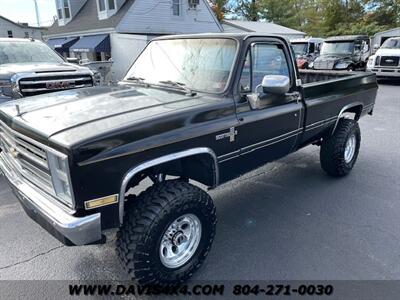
[116,180,217,285]
[320,119,361,177]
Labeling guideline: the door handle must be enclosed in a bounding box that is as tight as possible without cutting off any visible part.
[285,92,302,103]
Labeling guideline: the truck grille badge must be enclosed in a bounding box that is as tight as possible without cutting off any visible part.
[216,127,238,142]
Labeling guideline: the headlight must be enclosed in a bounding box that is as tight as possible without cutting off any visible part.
[0,80,12,99]
[367,57,375,67]
[47,152,74,207]
[93,72,102,86]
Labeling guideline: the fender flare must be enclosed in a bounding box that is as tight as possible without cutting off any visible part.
[331,102,363,135]
[118,147,219,224]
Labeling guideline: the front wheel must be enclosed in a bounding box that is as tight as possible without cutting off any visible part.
[116,180,217,285]
[320,119,361,177]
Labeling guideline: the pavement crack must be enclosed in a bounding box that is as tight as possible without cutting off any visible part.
[0,245,64,271]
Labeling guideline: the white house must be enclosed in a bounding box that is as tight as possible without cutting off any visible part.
[222,20,305,40]
[45,0,223,80]
[0,15,47,40]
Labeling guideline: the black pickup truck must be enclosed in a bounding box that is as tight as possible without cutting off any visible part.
[0,33,377,285]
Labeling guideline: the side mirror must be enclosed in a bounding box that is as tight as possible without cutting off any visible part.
[261,75,290,95]
[362,44,370,53]
[66,57,79,64]
[247,75,290,110]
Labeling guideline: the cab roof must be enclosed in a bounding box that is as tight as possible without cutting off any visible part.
[291,37,324,43]
[325,35,369,42]
[153,32,291,43]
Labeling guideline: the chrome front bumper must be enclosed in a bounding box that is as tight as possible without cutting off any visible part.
[369,67,400,77]
[0,154,101,246]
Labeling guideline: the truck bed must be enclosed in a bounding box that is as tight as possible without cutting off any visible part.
[299,69,363,84]
[298,69,378,147]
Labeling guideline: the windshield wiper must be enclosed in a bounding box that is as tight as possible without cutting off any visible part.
[125,76,150,85]
[158,80,197,96]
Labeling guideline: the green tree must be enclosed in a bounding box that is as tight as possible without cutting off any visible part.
[234,0,260,21]
[209,0,230,21]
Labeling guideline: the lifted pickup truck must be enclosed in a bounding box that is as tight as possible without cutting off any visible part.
[0,38,96,103]
[0,33,377,285]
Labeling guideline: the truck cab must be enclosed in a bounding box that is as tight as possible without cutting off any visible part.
[367,37,400,78]
[312,35,370,71]
[0,38,96,103]
[291,37,324,69]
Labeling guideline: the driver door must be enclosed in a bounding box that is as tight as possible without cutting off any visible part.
[233,40,303,174]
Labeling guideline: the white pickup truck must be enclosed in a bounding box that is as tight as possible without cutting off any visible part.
[367,37,400,78]
[0,38,96,103]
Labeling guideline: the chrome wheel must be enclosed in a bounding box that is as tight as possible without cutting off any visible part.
[344,134,356,163]
[159,214,202,269]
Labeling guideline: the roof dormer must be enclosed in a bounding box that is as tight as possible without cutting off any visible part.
[97,0,126,20]
[56,0,87,26]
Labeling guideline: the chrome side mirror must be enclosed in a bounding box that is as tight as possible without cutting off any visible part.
[66,57,79,64]
[247,75,290,110]
[261,75,290,95]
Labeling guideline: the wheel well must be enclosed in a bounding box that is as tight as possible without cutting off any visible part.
[341,104,363,121]
[330,104,363,135]
[119,150,218,224]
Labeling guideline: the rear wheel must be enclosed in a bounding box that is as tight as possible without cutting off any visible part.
[320,119,361,177]
[116,180,217,285]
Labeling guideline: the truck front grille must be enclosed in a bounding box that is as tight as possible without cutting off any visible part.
[378,56,399,67]
[314,61,335,70]
[0,121,53,195]
[18,74,93,97]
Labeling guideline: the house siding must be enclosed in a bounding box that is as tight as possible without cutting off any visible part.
[116,0,222,34]
[109,33,151,80]
[0,17,45,40]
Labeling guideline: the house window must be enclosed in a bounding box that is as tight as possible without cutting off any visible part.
[172,0,180,16]
[98,0,106,11]
[63,0,71,19]
[108,0,115,10]
[24,32,29,38]
[56,0,63,19]
[7,30,13,38]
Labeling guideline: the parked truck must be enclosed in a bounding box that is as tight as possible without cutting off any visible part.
[0,33,377,285]
[367,37,400,79]
[291,37,324,69]
[0,38,96,103]
[312,35,371,71]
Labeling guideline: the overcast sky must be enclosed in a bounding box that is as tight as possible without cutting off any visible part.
[0,0,56,26]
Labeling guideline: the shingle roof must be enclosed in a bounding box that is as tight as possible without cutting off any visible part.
[46,0,135,36]
[222,20,305,35]
[0,15,47,30]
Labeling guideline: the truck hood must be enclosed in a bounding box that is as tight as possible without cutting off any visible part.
[0,62,91,80]
[0,84,211,147]
[375,48,400,56]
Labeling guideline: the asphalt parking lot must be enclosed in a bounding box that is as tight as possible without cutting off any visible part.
[0,81,399,283]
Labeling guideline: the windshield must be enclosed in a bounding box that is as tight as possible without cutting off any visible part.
[0,41,64,65]
[292,43,308,56]
[320,41,354,55]
[381,38,400,49]
[125,38,238,93]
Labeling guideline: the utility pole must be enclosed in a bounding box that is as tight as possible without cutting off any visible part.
[33,0,40,27]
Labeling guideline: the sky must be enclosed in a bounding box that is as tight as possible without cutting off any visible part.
[0,0,56,27]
